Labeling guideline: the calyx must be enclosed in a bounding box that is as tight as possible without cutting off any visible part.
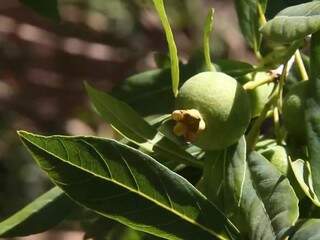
[172,109,206,142]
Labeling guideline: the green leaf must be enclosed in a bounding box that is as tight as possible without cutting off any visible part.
[107,224,144,240]
[145,114,171,128]
[18,131,238,240]
[290,219,320,240]
[86,83,201,168]
[0,187,77,237]
[310,30,320,85]
[306,30,320,200]
[259,145,289,176]
[200,151,225,208]
[112,69,174,116]
[224,137,299,240]
[152,0,180,97]
[214,59,256,77]
[261,1,320,43]
[153,52,171,69]
[304,99,320,199]
[260,40,302,69]
[289,159,320,206]
[19,0,60,21]
[235,0,267,53]
[203,9,216,71]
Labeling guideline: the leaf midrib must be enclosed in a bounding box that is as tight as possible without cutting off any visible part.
[21,133,226,240]
[275,15,320,19]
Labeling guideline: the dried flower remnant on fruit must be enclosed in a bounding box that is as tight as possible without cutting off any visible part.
[172,109,206,142]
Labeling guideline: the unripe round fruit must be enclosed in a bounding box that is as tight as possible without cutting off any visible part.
[174,71,251,150]
[283,81,309,143]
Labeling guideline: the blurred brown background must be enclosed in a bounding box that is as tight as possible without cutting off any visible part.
[0,0,251,239]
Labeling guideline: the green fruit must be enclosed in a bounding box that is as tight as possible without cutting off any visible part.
[239,72,275,117]
[174,71,251,150]
[283,81,309,143]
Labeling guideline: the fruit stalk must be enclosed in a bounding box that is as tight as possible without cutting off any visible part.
[203,8,216,72]
[243,73,276,91]
[294,50,309,81]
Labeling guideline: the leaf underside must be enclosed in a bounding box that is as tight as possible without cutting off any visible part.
[261,1,320,42]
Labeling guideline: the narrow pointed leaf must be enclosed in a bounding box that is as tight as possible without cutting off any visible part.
[224,137,299,240]
[152,0,180,97]
[203,9,216,71]
[18,131,238,240]
[261,1,320,42]
[86,83,202,168]
[0,187,77,237]
[235,0,267,52]
[112,69,174,116]
[290,219,320,240]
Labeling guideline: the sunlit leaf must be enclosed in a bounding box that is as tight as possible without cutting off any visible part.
[18,131,238,240]
[152,0,180,97]
[290,159,320,206]
[261,1,320,42]
[224,137,299,240]
[203,9,216,71]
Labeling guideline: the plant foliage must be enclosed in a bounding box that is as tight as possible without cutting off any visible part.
[4,1,320,239]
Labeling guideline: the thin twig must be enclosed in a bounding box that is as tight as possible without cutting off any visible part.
[294,50,309,81]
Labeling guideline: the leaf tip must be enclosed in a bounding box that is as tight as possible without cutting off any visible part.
[17,130,29,139]
[83,81,92,91]
[84,82,99,98]
[209,8,215,18]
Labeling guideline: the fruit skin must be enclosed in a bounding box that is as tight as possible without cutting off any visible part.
[175,71,251,150]
[283,81,309,143]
